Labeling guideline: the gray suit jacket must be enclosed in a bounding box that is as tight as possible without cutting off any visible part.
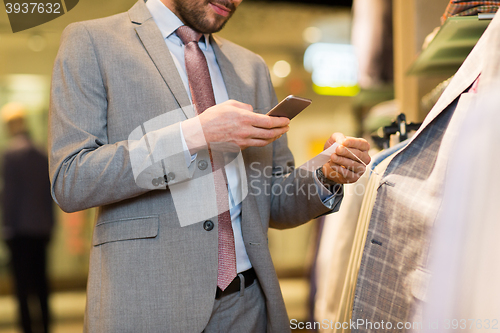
[351,13,496,332]
[48,1,340,332]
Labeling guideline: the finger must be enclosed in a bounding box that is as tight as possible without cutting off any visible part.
[329,154,366,173]
[329,160,366,178]
[335,146,371,165]
[332,132,347,145]
[243,137,280,148]
[323,164,354,184]
[324,137,335,150]
[237,126,288,141]
[248,113,290,129]
[341,137,370,152]
[327,161,366,177]
[324,133,346,150]
[247,126,289,140]
[336,146,371,166]
[324,163,363,184]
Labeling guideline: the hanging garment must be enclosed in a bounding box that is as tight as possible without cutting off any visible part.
[423,14,500,332]
[351,10,500,333]
[442,0,499,23]
[314,141,406,332]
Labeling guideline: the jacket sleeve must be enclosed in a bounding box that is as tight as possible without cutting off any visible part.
[49,23,192,213]
[269,133,343,230]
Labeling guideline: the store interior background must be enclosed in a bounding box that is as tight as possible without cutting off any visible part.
[0,0,453,331]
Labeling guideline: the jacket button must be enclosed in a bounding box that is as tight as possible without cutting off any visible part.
[153,177,165,186]
[203,220,214,231]
[198,160,208,170]
[164,172,175,183]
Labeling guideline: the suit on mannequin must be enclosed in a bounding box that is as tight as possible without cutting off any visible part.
[351,13,498,332]
[423,11,500,332]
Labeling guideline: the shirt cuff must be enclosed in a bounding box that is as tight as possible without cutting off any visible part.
[179,123,197,167]
[313,171,343,202]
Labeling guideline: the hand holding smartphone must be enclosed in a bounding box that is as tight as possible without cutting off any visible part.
[266,95,312,120]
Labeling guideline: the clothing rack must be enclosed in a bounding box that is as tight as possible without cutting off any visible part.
[372,113,422,149]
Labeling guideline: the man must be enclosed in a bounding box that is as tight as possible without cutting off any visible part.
[1,102,54,333]
[49,0,370,332]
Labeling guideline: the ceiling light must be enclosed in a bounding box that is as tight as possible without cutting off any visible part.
[303,26,322,44]
[273,60,291,78]
[27,35,46,52]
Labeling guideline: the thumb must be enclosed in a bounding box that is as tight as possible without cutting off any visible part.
[324,132,346,150]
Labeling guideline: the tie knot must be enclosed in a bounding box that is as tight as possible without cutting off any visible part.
[176,25,203,45]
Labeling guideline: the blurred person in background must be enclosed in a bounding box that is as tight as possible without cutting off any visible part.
[1,102,54,333]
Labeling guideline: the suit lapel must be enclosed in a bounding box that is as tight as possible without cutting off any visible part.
[212,37,250,176]
[128,0,196,119]
[420,47,483,130]
[211,36,246,103]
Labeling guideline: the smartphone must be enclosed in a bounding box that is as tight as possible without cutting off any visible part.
[266,95,312,120]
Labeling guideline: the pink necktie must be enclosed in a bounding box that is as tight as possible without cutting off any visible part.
[176,26,237,291]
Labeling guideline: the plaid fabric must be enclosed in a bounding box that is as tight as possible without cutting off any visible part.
[352,87,478,332]
[442,0,499,23]
[351,101,456,332]
[350,12,498,331]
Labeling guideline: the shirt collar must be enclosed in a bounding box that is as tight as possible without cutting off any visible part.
[145,0,211,51]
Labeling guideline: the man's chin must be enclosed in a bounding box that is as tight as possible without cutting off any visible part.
[194,16,229,33]
[209,20,229,33]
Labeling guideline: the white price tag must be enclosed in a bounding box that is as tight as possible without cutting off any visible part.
[297,143,339,172]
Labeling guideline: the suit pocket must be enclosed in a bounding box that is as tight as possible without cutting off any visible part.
[93,215,159,246]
